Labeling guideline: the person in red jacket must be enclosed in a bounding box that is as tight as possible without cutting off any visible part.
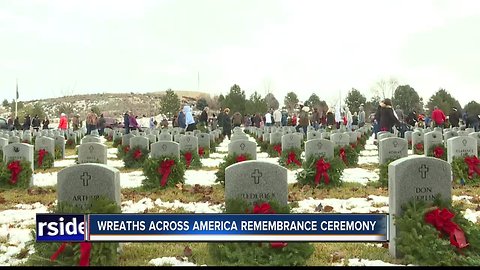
[431,106,446,128]
[58,113,68,131]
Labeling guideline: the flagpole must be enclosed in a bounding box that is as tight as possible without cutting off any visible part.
[15,79,18,118]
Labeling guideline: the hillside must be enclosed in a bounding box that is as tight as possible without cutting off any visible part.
[0,91,211,120]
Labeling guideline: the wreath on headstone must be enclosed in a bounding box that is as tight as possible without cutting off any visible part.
[122,146,149,168]
[207,199,314,266]
[215,153,252,186]
[378,158,397,187]
[334,145,358,168]
[104,133,113,142]
[112,137,122,148]
[180,150,202,170]
[27,197,120,266]
[66,138,76,149]
[451,155,480,185]
[142,156,185,189]
[266,143,282,157]
[54,145,63,160]
[427,144,447,161]
[0,150,3,163]
[395,197,480,266]
[278,148,303,170]
[296,155,345,188]
[116,145,130,159]
[34,149,55,170]
[413,142,424,155]
[198,146,210,158]
[0,160,32,189]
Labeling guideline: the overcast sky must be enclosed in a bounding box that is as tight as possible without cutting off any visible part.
[1,0,479,108]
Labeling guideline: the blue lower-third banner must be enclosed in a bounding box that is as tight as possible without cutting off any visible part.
[36,214,388,242]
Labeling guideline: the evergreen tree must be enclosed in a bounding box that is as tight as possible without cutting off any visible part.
[196,97,208,111]
[426,89,461,115]
[160,89,180,118]
[284,92,299,113]
[344,88,366,113]
[392,85,423,114]
[222,84,246,115]
[464,101,480,117]
[265,93,279,110]
[245,91,268,115]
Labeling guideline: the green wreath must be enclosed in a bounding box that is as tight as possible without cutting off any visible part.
[378,158,397,188]
[116,145,130,159]
[396,197,480,266]
[427,143,447,161]
[210,141,218,153]
[266,143,282,157]
[198,146,211,158]
[413,142,424,155]
[207,199,314,266]
[278,148,303,169]
[112,137,122,148]
[180,150,202,170]
[296,155,345,188]
[104,133,113,142]
[142,156,186,189]
[334,145,358,168]
[122,146,149,168]
[65,138,76,149]
[34,149,55,170]
[451,155,480,185]
[0,160,32,189]
[259,140,269,152]
[54,145,63,160]
[0,150,3,163]
[27,197,120,266]
[215,153,253,186]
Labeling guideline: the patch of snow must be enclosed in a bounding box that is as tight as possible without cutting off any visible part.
[120,171,144,188]
[357,155,379,165]
[154,199,223,213]
[463,208,480,224]
[341,168,379,185]
[344,258,415,266]
[184,170,218,186]
[33,172,58,187]
[292,196,389,214]
[149,257,199,266]
[200,158,223,168]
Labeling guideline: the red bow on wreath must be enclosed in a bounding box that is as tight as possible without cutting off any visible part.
[51,242,92,266]
[157,159,175,187]
[7,161,22,185]
[184,152,193,168]
[464,156,480,179]
[123,146,130,153]
[133,149,143,160]
[433,146,444,159]
[251,203,288,249]
[236,154,247,163]
[38,149,47,167]
[286,152,301,166]
[339,148,347,164]
[415,143,423,151]
[273,145,282,156]
[425,208,469,249]
[350,143,356,149]
[314,158,330,185]
[198,147,205,157]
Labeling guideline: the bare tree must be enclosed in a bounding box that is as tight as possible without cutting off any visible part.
[372,77,398,100]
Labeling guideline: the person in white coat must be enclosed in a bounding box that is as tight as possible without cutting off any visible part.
[273,109,282,127]
[345,107,353,131]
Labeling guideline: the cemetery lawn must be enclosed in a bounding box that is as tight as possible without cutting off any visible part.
[117,242,398,266]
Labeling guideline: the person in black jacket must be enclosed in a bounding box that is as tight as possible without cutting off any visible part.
[123,112,130,134]
[222,108,232,139]
[379,98,400,133]
[23,114,31,131]
[449,107,461,127]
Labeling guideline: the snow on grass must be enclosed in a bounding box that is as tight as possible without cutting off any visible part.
[337,258,414,266]
[53,159,76,167]
[291,196,389,214]
[359,150,378,157]
[184,170,218,186]
[120,171,144,188]
[341,168,379,185]
[33,172,58,187]
[0,203,49,266]
[357,156,379,165]
[208,152,227,159]
[149,257,200,266]
[200,158,223,168]
[463,208,480,224]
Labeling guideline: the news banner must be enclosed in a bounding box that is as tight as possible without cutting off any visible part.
[36,214,388,242]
